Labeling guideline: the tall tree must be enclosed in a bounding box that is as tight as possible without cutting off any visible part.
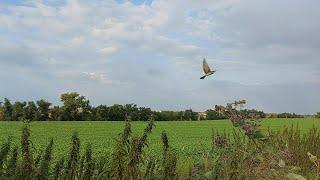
[12,101,27,121]
[108,104,126,121]
[205,109,225,120]
[49,106,62,121]
[138,107,152,121]
[94,105,110,121]
[2,98,13,121]
[60,92,92,121]
[24,102,37,121]
[183,109,197,121]
[0,102,3,120]
[124,104,139,120]
[35,99,51,121]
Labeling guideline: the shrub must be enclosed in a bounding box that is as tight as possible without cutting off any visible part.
[65,132,81,179]
[37,139,54,180]
[161,131,178,179]
[19,123,34,179]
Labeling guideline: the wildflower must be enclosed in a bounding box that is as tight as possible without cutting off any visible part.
[242,124,255,135]
[229,115,244,125]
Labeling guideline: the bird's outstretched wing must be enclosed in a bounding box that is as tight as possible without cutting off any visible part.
[203,58,211,74]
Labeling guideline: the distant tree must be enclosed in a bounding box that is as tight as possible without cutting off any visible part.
[35,99,51,121]
[2,98,13,121]
[12,101,27,121]
[240,109,266,119]
[183,109,197,121]
[205,109,225,120]
[124,104,139,120]
[60,92,92,121]
[177,111,184,121]
[94,105,110,121]
[155,111,182,121]
[49,106,62,120]
[108,104,126,121]
[316,112,320,119]
[24,102,37,121]
[277,112,303,118]
[138,107,153,121]
[266,113,277,118]
[0,102,3,120]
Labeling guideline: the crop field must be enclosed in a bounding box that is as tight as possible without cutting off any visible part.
[0,118,319,162]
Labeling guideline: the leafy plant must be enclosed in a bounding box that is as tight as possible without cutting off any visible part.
[215,100,265,140]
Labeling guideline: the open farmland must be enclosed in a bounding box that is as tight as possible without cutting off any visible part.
[0,118,319,162]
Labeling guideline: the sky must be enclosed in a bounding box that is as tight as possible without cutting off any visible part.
[0,0,319,114]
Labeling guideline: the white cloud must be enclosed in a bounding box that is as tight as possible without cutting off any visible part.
[98,46,118,55]
[82,72,113,84]
[71,36,85,45]
[0,0,319,113]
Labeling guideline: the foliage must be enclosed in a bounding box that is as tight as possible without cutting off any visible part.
[38,139,54,180]
[24,101,37,121]
[161,131,178,179]
[35,99,51,121]
[60,92,92,121]
[205,109,226,120]
[240,108,267,118]
[1,120,320,179]
[277,112,304,118]
[0,93,271,122]
[2,98,13,121]
[215,100,265,140]
[12,101,27,121]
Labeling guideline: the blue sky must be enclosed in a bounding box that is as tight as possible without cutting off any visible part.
[0,0,319,114]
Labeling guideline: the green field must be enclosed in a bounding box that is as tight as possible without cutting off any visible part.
[0,118,319,162]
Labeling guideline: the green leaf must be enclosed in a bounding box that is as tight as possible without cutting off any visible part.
[278,159,285,168]
[286,173,306,180]
[307,152,317,163]
[290,166,301,173]
[204,171,212,178]
[256,155,264,162]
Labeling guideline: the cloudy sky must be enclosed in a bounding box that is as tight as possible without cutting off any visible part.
[0,0,319,114]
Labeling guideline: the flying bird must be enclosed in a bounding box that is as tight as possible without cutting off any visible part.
[200,58,215,79]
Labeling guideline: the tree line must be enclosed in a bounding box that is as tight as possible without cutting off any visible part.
[0,92,270,121]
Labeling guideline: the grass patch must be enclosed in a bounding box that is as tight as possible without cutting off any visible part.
[0,118,319,162]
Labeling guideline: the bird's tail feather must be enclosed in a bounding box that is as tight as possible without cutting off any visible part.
[200,75,206,79]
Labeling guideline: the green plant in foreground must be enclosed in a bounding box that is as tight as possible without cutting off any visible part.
[65,132,80,180]
[307,152,320,179]
[82,144,95,180]
[53,157,64,180]
[38,139,54,180]
[215,100,265,140]
[161,131,178,179]
[2,119,320,179]
[20,123,34,179]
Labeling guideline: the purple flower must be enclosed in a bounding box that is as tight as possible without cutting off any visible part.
[242,124,255,135]
[229,115,244,124]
